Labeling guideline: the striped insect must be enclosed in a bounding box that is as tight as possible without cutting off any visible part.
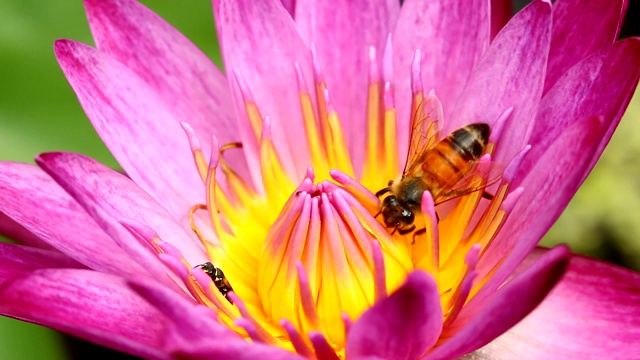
[196,262,234,304]
[376,112,500,235]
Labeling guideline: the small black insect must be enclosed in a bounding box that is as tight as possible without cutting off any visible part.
[196,262,234,304]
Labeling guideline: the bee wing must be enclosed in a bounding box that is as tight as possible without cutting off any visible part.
[433,161,504,205]
[403,93,444,175]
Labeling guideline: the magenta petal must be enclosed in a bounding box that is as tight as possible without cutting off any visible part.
[474,116,603,306]
[0,161,144,277]
[529,38,640,180]
[346,271,442,359]
[296,0,399,172]
[83,0,248,180]
[170,341,306,360]
[0,243,84,280]
[477,249,640,359]
[54,39,205,227]
[214,0,313,181]
[544,0,628,92]
[280,0,296,17]
[128,278,228,341]
[0,269,171,359]
[129,278,232,355]
[393,0,489,157]
[36,152,205,287]
[450,0,551,164]
[425,245,570,359]
[0,212,52,250]
[129,280,301,359]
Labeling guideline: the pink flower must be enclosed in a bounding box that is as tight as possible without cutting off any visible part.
[1,0,639,359]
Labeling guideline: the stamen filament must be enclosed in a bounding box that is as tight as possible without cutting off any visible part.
[311,44,332,161]
[383,81,399,179]
[296,261,321,330]
[229,292,278,345]
[204,136,230,247]
[371,240,387,302]
[180,122,208,182]
[295,62,330,176]
[323,90,355,177]
[382,34,393,83]
[415,191,440,277]
[363,46,383,184]
[259,116,296,204]
[309,332,341,360]
[341,313,352,339]
[410,49,425,124]
[188,204,212,247]
[280,319,315,358]
[233,69,263,141]
[330,170,379,214]
[443,245,480,327]
[488,107,514,145]
[218,143,261,214]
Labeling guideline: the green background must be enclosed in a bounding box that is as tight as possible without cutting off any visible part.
[0,1,638,359]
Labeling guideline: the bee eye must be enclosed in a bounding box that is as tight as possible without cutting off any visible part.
[383,196,399,207]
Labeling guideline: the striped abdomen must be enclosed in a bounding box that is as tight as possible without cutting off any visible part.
[421,123,489,194]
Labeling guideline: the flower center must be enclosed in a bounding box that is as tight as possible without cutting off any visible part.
[147,46,525,358]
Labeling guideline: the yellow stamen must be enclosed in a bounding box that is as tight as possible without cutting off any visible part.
[259,117,297,204]
[383,84,399,179]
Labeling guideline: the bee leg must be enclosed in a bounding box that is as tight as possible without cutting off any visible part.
[375,187,391,198]
[482,192,494,200]
[398,224,416,235]
[411,228,426,244]
[374,210,382,218]
[391,226,399,235]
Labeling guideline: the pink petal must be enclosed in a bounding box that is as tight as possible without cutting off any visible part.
[0,242,84,280]
[54,39,205,229]
[529,38,640,181]
[83,0,249,180]
[346,271,442,359]
[425,245,570,359]
[214,0,313,182]
[0,212,52,250]
[392,0,490,157]
[473,116,603,307]
[170,341,307,360]
[0,269,171,359]
[449,0,552,164]
[280,0,296,17]
[475,249,640,359]
[36,152,205,287]
[129,280,303,359]
[295,0,400,172]
[545,0,628,92]
[0,161,143,277]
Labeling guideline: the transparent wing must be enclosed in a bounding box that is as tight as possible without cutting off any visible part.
[432,160,504,205]
[403,93,443,176]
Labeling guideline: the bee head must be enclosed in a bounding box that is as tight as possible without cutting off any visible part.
[381,195,415,229]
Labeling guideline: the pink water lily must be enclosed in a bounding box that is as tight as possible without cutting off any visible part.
[1,0,639,359]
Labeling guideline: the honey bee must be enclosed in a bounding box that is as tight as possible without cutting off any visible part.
[196,262,234,304]
[376,111,500,235]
